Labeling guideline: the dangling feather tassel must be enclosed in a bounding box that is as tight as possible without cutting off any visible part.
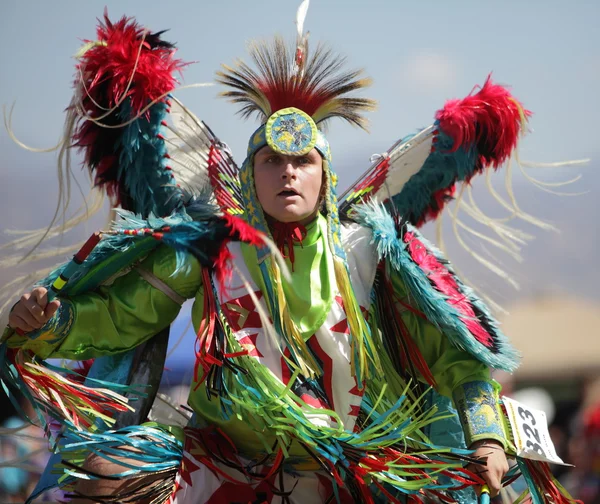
[517,458,582,504]
[1,348,135,432]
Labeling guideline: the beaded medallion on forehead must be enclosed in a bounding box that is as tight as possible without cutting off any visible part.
[265,108,318,156]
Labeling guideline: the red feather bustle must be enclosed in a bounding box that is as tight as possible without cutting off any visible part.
[435,76,531,179]
[77,12,184,117]
[72,12,186,205]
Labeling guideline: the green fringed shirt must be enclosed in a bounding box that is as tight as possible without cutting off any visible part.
[7,215,507,454]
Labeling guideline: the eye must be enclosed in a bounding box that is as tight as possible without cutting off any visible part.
[266,155,280,164]
[298,157,311,165]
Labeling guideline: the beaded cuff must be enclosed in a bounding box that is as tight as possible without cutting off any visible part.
[452,380,508,450]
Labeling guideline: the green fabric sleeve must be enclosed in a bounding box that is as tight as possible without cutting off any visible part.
[12,245,202,360]
[387,261,508,448]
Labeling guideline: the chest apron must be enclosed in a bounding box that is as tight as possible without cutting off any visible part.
[214,236,374,433]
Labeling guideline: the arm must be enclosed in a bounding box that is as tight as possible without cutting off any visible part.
[6,245,202,360]
[387,262,509,496]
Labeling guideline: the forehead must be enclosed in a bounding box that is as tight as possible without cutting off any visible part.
[254,146,321,159]
[254,146,276,158]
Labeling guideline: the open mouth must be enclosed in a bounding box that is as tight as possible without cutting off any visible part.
[278,188,299,196]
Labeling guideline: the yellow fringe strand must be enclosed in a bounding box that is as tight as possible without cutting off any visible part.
[333,257,382,384]
[270,258,320,378]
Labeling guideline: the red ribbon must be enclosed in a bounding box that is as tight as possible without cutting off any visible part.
[270,221,307,270]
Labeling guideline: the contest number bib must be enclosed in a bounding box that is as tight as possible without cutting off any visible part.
[502,396,570,466]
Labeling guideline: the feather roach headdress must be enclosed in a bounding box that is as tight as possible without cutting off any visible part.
[217,37,376,130]
[215,0,381,383]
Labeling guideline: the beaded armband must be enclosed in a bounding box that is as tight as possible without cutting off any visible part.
[452,380,508,450]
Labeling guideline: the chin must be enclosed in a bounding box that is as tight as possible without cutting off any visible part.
[274,214,304,223]
[267,208,313,223]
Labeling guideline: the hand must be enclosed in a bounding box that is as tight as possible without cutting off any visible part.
[467,439,509,498]
[8,287,61,333]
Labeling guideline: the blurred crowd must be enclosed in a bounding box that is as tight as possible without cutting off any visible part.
[0,398,60,503]
[553,378,600,502]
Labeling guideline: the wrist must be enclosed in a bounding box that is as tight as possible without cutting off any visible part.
[17,300,73,358]
[469,438,505,451]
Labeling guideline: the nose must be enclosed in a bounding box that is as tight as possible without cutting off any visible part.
[281,159,297,180]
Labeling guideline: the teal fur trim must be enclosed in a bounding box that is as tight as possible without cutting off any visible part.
[452,380,507,449]
[37,197,223,296]
[353,201,520,372]
[112,207,227,273]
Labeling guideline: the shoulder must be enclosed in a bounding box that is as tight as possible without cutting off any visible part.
[341,221,374,251]
[137,244,202,300]
[341,222,378,295]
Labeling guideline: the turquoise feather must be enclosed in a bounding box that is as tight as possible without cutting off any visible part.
[354,201,519,372]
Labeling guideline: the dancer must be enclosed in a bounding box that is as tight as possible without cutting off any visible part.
[2,3,576,503]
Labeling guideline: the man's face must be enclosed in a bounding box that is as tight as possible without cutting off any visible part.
[253,146,323,224]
